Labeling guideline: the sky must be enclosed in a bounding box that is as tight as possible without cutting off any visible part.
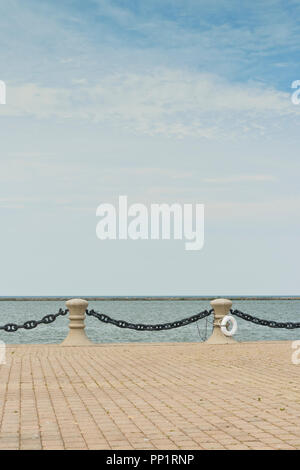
[0,0,300,296]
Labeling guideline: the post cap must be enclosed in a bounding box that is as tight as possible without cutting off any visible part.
[66,298,89,309]
[210,298,232,308]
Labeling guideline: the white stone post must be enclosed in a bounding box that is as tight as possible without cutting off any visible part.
[61,298,93,346]
[206,298,236,344]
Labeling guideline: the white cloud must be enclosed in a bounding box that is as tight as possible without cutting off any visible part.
[1,69,299,139]
[203,175,277,183]
[209,197,300,220]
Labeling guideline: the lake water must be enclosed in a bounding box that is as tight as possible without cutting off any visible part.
[0,299,300,344]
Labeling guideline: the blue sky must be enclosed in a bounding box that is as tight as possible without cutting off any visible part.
[0,0,300,295]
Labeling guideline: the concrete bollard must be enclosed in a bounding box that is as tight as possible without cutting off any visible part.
[61,298,93,346]
[206,298,236,344]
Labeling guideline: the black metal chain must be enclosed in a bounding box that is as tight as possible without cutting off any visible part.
[231,309,300,329]
[0,309,69,333]
[4,305,299,335]
[86,309,213,331]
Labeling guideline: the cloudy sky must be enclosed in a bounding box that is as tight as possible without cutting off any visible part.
[0,0,300,296]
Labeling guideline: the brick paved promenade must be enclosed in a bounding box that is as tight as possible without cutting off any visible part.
[0,341,299,450]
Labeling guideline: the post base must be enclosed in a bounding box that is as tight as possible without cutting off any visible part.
[206,328,237,344]
[61,330,93,346]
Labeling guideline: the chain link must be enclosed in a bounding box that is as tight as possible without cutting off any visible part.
[231,309,300,329]
[86,309,213,331]
[0,309,69,333]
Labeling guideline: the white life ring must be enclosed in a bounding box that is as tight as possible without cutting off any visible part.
[221,315,238,337]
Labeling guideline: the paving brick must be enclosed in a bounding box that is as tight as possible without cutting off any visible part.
[0,341,298,450]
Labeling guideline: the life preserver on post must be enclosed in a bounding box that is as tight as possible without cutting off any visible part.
[220,315,238,337]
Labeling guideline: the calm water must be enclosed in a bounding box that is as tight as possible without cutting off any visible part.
[0,300,300,344]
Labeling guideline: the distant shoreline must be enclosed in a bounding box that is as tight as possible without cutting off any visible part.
[0,296,299,301]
